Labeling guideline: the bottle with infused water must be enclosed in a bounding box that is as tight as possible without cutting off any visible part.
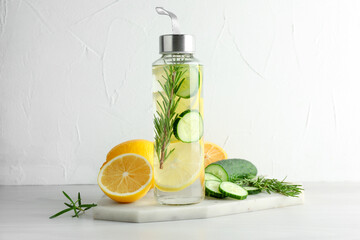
[153,7,204,205]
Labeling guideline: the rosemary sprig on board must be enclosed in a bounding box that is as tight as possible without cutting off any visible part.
[235,176,304,197]
[154,64,186,169]
[49,191,97,219]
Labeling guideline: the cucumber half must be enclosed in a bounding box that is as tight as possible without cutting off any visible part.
[205,180,225,198]
[205,173,221,182]
[243,186,261,195]
[175,65,200,98]
[205,159,257,182]
[173,110,204,143]
[219,182,248,200]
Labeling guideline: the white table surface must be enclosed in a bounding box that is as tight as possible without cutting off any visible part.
[0,183,359,240]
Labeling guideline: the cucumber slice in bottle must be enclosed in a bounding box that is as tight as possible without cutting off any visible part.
[205,180,225,198]
[205,173,221,182]
[175,65,200,98]
[243,186,261,195]
[173,110,204,143]
[219,182,248,200]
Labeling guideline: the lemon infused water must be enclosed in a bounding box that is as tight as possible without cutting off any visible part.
[153,54,204,205]
[153,8,204,205]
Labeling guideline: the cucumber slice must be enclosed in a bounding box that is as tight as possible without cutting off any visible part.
[175,65,200,98]
[205,173,221,182]
[173,110,204,143]
[204,164,228,181]
[205,180,225,198]
[219,182,248,200]
[243,186,261,195]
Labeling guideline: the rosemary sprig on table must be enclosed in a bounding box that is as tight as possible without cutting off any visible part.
[235,176,304,197]
[49,191,97,219]
[154,64,186,169]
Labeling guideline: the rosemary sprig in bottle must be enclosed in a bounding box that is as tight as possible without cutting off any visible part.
[154,64,186,169]
[235,176,304,197]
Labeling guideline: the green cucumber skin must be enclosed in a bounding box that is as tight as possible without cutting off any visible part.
[205,159,257,182]
[219,183,248,200]
[205,181,225,198]
[205,189,225,199]
[243,187,262,195]
[173,110,204,143]
[173,117,182,141]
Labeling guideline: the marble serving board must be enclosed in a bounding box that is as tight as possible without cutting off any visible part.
[93,189,304,223]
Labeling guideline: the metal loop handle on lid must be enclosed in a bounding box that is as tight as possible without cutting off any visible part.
[155,7,181,34]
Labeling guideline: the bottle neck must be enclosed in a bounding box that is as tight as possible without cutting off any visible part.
[160,53,194,64]
[161,53,193,58]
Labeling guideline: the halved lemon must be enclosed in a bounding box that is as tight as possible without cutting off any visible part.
[104,139,154,188]
[106,139,153,165]
[154,141,204,192]
[204,142,228,167]
[98,153,153,203]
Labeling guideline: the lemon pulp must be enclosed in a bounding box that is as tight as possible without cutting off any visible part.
[154,141,204,192]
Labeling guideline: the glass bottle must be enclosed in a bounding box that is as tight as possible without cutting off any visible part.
[152,8,204,205]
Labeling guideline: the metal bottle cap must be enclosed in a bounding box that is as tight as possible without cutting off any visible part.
[159,34,195,54]
[156,7,195,54]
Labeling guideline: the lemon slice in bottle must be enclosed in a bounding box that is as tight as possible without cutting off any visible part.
[154,141,204,192]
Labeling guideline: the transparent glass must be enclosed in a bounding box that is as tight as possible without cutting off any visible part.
[152,53,204,205]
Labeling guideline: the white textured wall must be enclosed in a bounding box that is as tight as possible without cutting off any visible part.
[1,0,360,185]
